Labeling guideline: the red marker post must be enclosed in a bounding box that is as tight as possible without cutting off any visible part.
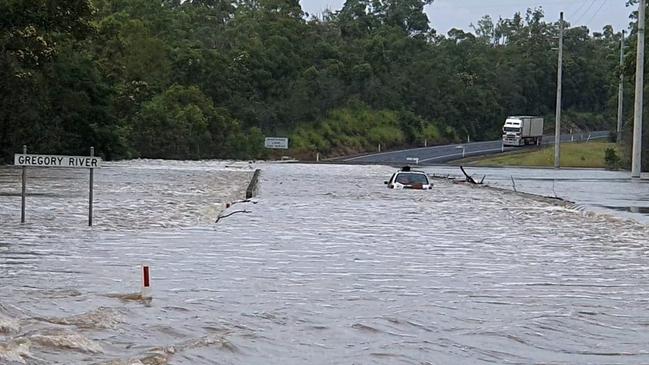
[141,265,152,299]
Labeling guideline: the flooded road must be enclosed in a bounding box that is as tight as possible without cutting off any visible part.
[426,165,649,224]
[1,162,649,364]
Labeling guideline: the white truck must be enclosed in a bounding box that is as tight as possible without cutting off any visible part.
[502,116,544,146]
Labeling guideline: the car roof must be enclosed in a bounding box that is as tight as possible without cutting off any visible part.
[396,166,426,174]
[396,170,427,174]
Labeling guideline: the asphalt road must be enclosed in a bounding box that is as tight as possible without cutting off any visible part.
[340,131,610,166]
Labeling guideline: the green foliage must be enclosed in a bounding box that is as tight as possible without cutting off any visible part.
[132,84,243,159]
[290,104,450,157]
[559,111,613,133]
[0,0,635,162]
[604,147,622,170]
[422,124,440,141]
[0,0,98,160]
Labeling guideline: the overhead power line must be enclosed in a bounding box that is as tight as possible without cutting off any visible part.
[572,0,598,24]
[430,0,597,12]
[585,0,608,26]
[568,0,591,19]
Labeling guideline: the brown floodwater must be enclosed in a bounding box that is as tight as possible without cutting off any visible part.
[1,162,649,364]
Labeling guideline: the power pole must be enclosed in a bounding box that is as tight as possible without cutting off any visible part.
[617,30,625,144]
[632,0,645,178]
[554,12,564,169]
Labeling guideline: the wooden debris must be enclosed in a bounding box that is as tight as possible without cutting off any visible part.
[460,166,483,185]
[215,210,251,223]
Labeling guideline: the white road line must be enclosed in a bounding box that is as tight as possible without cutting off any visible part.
[343,141,499,161]
[419,148,505,162]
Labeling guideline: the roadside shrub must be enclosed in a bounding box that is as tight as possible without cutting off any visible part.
[604,147,621,170]
[422,124,440,141]
[367,125,404,147]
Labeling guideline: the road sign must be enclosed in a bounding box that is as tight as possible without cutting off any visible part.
[264,137,289,149]
[406,157,419,165]
[14,154,102,168]
[15,148,100,226]
[456,145,465,158]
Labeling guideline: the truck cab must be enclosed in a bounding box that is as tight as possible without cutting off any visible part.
[502,116,543,146]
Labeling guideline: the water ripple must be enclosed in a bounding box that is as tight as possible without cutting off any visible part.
[1,162,649,364]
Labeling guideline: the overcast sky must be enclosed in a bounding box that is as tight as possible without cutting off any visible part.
[301,0,635,35]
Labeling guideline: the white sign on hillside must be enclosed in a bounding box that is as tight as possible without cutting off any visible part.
[14,154,102,168]
[264,137,289,149]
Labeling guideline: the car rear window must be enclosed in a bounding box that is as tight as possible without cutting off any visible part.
[395,172,429,185]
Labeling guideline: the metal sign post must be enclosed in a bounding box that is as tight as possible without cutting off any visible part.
[457,145,465,158]
[89,147,94,226]
[21,145,26,224]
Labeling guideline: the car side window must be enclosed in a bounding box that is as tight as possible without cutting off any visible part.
[395,174,410,184]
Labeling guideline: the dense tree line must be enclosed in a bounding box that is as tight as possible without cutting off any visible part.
[0,0,640,162]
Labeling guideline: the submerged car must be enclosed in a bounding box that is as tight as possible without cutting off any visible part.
[385,167,433,190]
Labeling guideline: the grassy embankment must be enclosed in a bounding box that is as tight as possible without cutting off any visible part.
[461,142,617,168]
[288,105,458,160]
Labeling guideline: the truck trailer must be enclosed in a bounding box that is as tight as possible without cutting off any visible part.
[502,116,544,146]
